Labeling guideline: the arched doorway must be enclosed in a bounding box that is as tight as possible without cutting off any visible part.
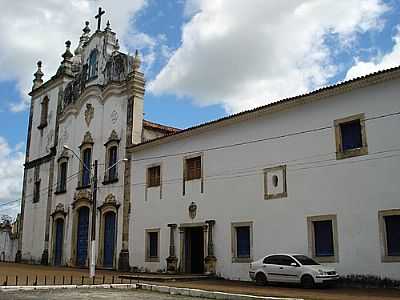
[103,212,116,268]
[54,218,64,266]
[76,206,89,266]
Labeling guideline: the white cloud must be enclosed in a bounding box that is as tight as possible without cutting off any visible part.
[150,0,388,113]
[0,0,147,112]
[0,137,25,218]
[345,26,400,80]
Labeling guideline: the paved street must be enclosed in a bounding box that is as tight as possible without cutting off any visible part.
[0,289,204,300]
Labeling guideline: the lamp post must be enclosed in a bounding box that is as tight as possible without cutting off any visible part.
[63,145,127,277]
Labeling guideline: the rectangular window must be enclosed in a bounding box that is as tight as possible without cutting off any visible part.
[108,146,118,181]
[57,162,68,192]
[145,229,160,262]
[33,181,41,203]
[38,97,49,129]
[186,156,201,181]
[236,226,251,258]
[380,210,400,261]
[334,114,367,159]
[33,166,40,203]
[232,222,253,263]
[149,232,158,257]
[147,166,161,187]
[385,215,400,256]
[307,215,338,263]
[313,220,334,257]
[340,120,362,151]
[81,148,92,187]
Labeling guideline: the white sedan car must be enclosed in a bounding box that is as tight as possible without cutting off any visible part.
[249,254,339,288]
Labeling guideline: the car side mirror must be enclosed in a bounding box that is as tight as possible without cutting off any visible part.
[290,262,298,267]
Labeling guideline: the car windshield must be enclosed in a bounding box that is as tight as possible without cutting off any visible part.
[294,255,320,265]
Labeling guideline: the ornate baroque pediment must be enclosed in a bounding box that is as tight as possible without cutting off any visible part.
[51,202,67,218]
[74,189,92,201]
[98,193,120,211]
[80,131,94,147]
[72,189,92,209]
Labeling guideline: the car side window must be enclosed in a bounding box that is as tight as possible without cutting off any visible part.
[279,255,297,266]
[263,255,280,265]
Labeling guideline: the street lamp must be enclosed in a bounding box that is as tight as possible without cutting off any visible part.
[63,144,128,277]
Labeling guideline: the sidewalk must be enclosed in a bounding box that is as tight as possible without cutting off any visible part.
[1,263,399,300]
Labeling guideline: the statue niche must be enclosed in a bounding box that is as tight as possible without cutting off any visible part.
[103,53,129,83]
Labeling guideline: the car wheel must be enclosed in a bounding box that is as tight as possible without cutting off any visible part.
[255,272,267,286]
[301,275,315,289]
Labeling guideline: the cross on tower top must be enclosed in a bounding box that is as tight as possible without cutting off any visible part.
[95,7,105,31]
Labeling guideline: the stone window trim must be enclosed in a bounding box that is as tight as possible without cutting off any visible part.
[55,157,69,195]
[334,113,368,160]
[145,163,163,201]
[231,221,253,263]
[37,96,49,130]
[145,228,160,262]
[103,130,120,185]
[78,144,93,189]
[182,153,204,195]
[77,131,94,189]
[307,214,339,263]
[103,147,119,185]
[264,165,287,200]
[147,164,161,188]
[378,209,400,263]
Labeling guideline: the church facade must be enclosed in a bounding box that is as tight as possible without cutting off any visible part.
[18,13,177,270]
[19,10,400,281]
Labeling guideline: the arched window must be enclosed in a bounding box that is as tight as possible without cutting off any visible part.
[88,49,98,80]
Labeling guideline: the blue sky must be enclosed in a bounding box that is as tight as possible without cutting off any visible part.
[1,0,400,217]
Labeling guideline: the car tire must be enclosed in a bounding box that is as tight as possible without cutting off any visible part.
[255,272,267,286]
[301,275,315,289]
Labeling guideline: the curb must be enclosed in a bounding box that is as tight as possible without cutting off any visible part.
[0,282,303,300]
[137,283,303,300]
[0,283,136,292]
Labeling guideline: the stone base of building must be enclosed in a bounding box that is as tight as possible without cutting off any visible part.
[166,256,178,273]
[41,249,49,265]
[204,255,217,274]
[118,249,130,271]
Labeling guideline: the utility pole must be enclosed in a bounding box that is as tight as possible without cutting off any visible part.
[90,160,98,278]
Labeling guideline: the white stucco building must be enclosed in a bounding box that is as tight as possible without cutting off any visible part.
[19,10,399,282]
[128,69,400,281]
[0,217,19,262]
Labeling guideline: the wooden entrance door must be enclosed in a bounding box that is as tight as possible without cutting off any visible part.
[54,219,64,266]
[103,212,116,268]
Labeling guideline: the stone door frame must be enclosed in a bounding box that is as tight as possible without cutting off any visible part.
[178,222,208,273]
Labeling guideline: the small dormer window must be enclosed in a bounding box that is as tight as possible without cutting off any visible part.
[88,49,98,80]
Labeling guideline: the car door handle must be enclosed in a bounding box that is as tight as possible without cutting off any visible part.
[279,267,284,269]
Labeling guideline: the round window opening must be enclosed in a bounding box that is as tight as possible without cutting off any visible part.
[272,175,279,187]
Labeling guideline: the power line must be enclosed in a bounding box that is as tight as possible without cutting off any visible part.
[3,109,400,212]
[128,110,400,163]
[96,146,400,190]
